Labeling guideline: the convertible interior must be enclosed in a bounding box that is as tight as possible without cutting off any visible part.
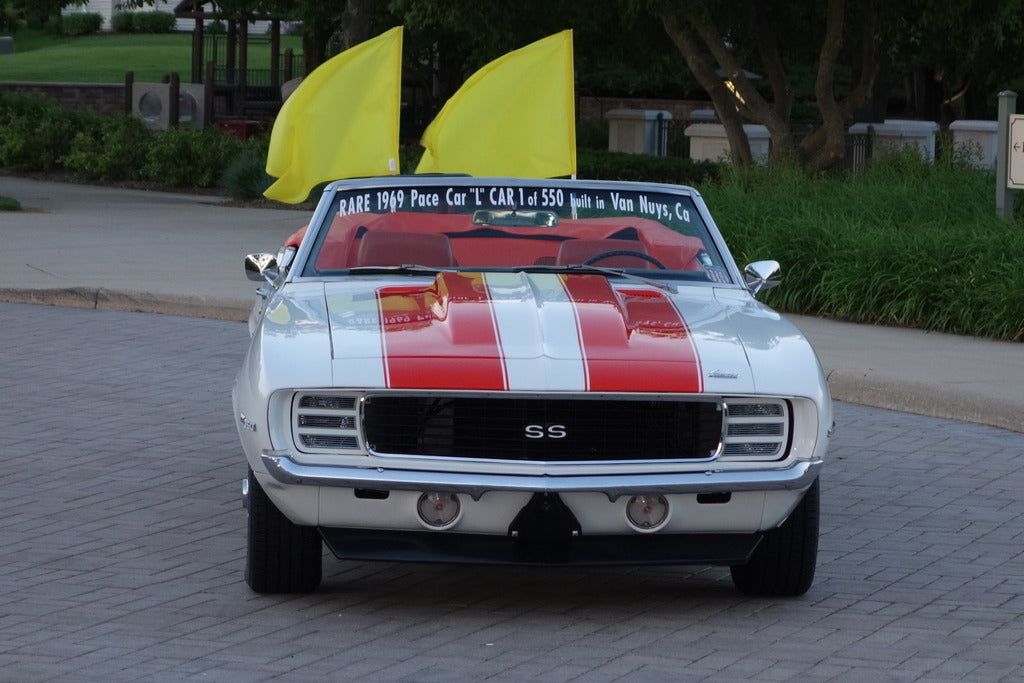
[288,211,711,274]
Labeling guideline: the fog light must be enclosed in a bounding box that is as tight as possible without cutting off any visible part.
[417,492,461,530]
[626,494,670,533]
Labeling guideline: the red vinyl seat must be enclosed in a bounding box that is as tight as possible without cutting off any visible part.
[353,230,456,268]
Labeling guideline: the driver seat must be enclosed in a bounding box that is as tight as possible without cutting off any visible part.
[555,238,652,268]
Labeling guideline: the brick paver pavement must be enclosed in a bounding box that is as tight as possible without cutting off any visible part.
[1,303,1022,681]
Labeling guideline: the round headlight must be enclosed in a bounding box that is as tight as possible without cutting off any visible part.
[626,494,670,533]
[416,492,461,530]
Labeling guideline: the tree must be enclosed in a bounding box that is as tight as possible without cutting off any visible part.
[877,0,1024,123]
[267,0,352,72]
[0,0,85,30]
[654,0,879,172]
[392,0,695,118]
[653,0,1024,171]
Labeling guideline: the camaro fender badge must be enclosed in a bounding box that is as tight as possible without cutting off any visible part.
[238,413,258,433]
[707,369,740,379]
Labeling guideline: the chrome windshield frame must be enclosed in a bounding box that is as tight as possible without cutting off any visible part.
[283,177,749,289]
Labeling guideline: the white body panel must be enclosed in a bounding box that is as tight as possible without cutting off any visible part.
[235,274,830,533]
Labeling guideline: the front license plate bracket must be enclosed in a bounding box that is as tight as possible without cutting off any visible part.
[508,492,582,542]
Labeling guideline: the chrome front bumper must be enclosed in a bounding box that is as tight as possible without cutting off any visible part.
[260,451,823,502]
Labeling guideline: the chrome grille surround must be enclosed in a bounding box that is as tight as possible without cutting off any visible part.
[288,391,792,464]
[361,392,726,464]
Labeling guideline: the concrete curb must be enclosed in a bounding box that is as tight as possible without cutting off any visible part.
[0,287,250,323]
[826,368,1020,434]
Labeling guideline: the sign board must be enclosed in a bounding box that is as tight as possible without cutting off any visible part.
[1008,114,1024,189]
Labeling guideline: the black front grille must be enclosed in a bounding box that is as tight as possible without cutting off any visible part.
[362,396,722,462]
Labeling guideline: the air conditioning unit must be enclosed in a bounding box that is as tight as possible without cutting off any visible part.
[132,82,207,130]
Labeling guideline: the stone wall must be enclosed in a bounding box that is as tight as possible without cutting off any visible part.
[0,82,126,117]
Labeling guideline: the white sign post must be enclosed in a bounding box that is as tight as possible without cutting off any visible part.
[997,91,1018,219]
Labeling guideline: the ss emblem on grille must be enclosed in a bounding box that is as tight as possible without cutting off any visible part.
[524,424,567,439]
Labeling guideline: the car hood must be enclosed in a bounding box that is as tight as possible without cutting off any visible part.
[259,272,824,397]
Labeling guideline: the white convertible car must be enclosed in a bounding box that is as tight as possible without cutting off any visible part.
[235,176,832,596]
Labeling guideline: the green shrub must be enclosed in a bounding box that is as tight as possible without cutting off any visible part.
[0,90,53,119]
[577,148,720,186]
[60,13,102,36]
[132,11,176,34]
[143,125,242,187]
[219,147,274,199]
[111,12,134,33]
[206,19,226,34]
[0,92,99,171]
[0,115,76,170]
[0,196,21,211]
[399,145,424,173]
[60,114,151,180]
[700,157,1024,341]
[41,14,62,34]
[575,120,608,149]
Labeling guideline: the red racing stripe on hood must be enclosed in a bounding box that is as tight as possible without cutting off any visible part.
[559,274,703,392]
[376,272,507,390]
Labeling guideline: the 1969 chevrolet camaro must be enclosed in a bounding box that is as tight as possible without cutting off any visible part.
[234,176,832,596]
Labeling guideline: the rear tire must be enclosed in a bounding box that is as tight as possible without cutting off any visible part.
[730,478,819,596]
[245,468,322,593]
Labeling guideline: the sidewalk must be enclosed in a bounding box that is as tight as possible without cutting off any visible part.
[2,175,1021,433]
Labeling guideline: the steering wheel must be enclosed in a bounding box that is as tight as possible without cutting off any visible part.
[582,250,667,269]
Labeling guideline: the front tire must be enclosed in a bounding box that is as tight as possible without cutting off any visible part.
[730,478,819,596]
[245,468,322,593]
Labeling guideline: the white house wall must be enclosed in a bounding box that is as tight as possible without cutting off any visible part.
[63,0,271,33]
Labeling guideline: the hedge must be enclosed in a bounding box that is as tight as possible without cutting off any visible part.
[112,11,176,33]
[58,13,103,37]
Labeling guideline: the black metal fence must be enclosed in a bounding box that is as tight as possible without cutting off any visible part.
[202,34,306,120]
[203,34,306,80]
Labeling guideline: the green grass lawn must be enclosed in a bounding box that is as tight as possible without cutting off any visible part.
[0,29,301,83]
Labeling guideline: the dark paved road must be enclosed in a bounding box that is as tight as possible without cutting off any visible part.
[2,303,1022,681]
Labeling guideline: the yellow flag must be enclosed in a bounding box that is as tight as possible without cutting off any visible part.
[416,30,576,178]
[264,26,403,203]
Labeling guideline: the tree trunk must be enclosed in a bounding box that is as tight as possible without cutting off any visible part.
[750,0,796,157]
[302,29,331,74]
[658,0,878,174]
[804,0,847,173]
[659,9,752,165]
[341,0,373,50]
[685,1,797,160]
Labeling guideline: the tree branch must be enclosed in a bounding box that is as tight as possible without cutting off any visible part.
[683,1,795,159]
[802,0,847,172]
[750,0,792,125]
[838,0,879,117]
[659,7,753,165]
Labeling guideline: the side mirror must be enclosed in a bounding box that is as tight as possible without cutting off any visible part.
[744,260,781,297]
[245,253,279,283]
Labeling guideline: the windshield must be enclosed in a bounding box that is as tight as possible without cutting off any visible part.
[299,180,734,284]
